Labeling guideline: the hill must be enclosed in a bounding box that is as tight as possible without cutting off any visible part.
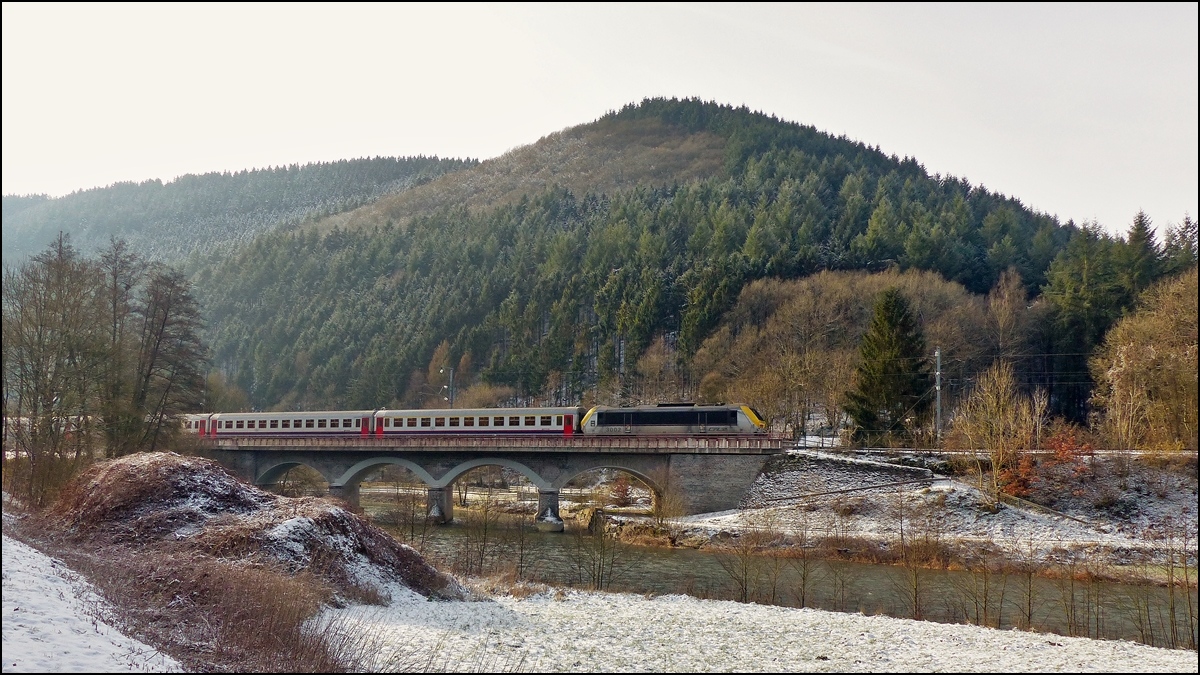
[1,156,475,265]
[190,98,1074,411]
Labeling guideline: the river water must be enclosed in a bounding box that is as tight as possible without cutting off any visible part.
[367,506,1197,652]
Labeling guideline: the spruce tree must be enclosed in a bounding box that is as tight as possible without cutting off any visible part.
[1119,210,1161,296]
[843,288,933,444]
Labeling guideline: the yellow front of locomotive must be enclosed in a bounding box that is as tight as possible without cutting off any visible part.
[739,406,768,434]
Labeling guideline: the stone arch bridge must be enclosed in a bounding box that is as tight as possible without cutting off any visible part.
[195,434,785,526]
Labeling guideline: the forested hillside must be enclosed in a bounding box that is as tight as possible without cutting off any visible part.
[195,98,1116,414]
[1,156,476,265]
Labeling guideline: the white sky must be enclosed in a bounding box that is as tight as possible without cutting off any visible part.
[3,3,1196,238]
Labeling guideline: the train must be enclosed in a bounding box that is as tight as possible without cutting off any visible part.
[182,403,768,438]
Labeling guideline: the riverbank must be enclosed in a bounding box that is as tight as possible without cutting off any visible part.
[679,450,1196,578]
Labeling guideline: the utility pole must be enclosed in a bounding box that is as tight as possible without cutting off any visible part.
[440,366,455,408]
[935,347,942,444]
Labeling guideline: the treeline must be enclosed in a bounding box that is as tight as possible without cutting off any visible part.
[1,236,207,505]
[1,156,477,265]
[197,99,1092,413]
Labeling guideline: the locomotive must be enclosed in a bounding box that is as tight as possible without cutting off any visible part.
[183,403,767,437]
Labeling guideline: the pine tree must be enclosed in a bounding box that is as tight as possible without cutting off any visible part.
[1119,210,1161,296]
[843,288,933,445]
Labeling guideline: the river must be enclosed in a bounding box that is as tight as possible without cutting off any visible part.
[364,503,1197,652]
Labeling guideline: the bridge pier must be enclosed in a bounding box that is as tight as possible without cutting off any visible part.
[328,482,360,507]
[426,487,454,524]
[536,489,564,532]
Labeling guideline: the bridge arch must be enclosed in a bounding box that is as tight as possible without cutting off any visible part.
[433,458,551,490]
[332,456,439,489]
[257,460,336,487]
[551,463,662,496]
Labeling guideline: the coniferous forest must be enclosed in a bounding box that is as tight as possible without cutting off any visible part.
[4,98,1197,457]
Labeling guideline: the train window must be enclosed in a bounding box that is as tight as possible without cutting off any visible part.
[282,420,290,428]
[330,419,339,428]
[318,419,327,428]
[511,416,521,426]
[407,418,417,427]
[449,417,459,427]
[540,416,551,426]
[294,420,302,428]
[420,417,431,427]
[494,416,505,426]
[434,417,445,427]
[236,420,244,429]
[305,419,314,428]
[383,418,391,428]
[259,420,267,429]
[464,417,475,427]
[525,416,535,426]
[344,418,352,427]
[270,420,278,428]
[479,416,489,426]
[355,419,361,428]
[555,415,563,426]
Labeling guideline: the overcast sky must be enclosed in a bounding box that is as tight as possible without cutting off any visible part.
[3,3,1196,237]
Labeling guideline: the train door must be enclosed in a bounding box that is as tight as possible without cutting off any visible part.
[563,414,574,437]
[363,416,374,437]
[198,419,207,436]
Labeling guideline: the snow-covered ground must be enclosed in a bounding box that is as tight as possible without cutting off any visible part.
[321,581,1196,673]
[4,528,1196,673]
[674,449,1199,566]
[2,533,180,673]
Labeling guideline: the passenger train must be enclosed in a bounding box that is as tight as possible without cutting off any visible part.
[182,403,767,438]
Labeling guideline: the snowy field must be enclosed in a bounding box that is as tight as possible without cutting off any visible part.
[4,531,1196,673]
[2,534,180,673]
[323,582,1197,673]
